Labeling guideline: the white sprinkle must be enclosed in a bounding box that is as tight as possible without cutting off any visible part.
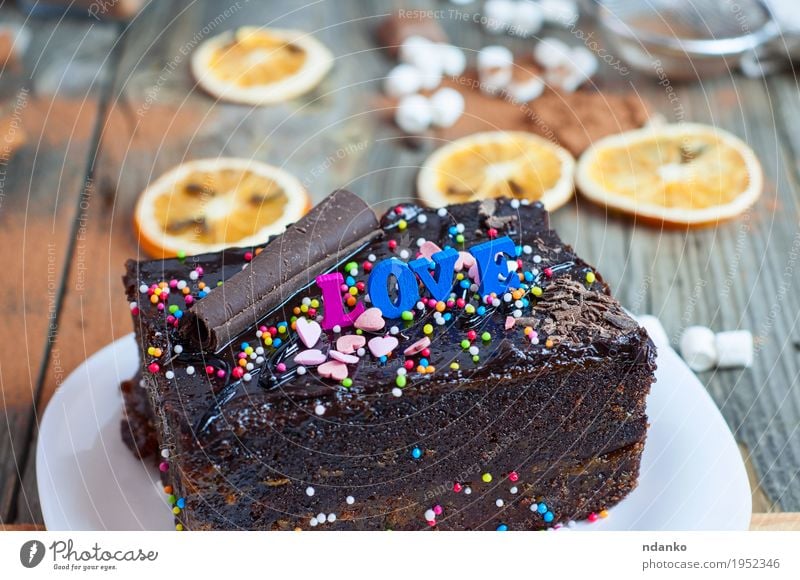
[515,300,524,309]
[327,513,336,523]
[397,368,407,376]
[173,344,183,354]
[333,325,342,333]
[296,366,307,375]
[256,356,265,365]
[129,301,138,310]
[469,346,479,356]
[356,347,366,357]
[315,404,326,416]
[503,293,512,303]
[243,373,252,382]
[532,254,542,263]
[567,520,577,528]
[513,309,522,318]
[306,486,315,497]
[496,499,504,507]
[417,214,428,224]
[392,387,403,397]
[511,199,521,209]
[464,487,472,495]
[165,370,175,380]
[400,249,410,260]
[186,366,195,375]
[416,238,426,247]
[510,486,518,494]
[317,512,326,524]
[255,346,264,355]
[302,297,312,306]
[491,298,501,307]
[436,318,446,326]
[424,509,436,521]
[368,254,377,262]
[416,301,425,310]
[346,495,355,505]
[455,223,465,233]
[530,503,539,512]
[161,448,170,458]
[389,326,400,335]
[349,267,358,276]
[309,517,318,527]
[256,330,263,338]
[189,271,199,281]
[437,208,447,217]
[177,280,187,289]
[139,284,148,294]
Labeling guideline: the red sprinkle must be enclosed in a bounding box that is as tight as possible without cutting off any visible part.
[205,365,215,375]
[508,471,519,482]
[404,360,415,370]
[394,206,404,214]
[232,367,244,379]
[421,348,431,358]
[388,240,398,250]
[588,512,599,522]
[544,267,553,278]
[244,251,253,262]
[147,363,160,373]
[487,227,498,239]
[467,330,477,341]
[453,482,463,493]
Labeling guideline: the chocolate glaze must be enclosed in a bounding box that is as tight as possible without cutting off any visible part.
[123,197,656,530]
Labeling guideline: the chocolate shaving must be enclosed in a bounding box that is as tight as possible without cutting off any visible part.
[182,189,382,351]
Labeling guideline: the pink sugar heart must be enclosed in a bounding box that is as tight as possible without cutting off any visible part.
[294,349,327,366]
[295,317,322,349]
[420,241,443,261]
[403,337,431,356]
[455,251,476,272]
[330,350,359,364]
[318,360,349,381]
[368,335,399,358]
[468,263,480,283]
[336,334,366,354]
[505,316,516,330]
[354,307,386,332]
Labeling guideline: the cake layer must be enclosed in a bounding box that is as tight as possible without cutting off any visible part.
[122,197,656,530]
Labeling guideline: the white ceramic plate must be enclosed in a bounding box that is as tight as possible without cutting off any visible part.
[36,316,752,530]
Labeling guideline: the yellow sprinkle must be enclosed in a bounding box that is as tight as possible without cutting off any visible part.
[311,299,320,308]
[300,304,309,313]
[349,287,358,296]
[450,362,459,370]
[423,324,433,335]
[175,524,184,531]
[398,219,407,230]
[482,473,492,483]
[545,338,554,348]
[586,271,596,284]
[599,509,609,519]
[532,286,543,297]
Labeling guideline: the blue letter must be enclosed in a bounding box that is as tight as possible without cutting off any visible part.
[469,236,520,296]
[367,258,420,318]
[409,247,458,302]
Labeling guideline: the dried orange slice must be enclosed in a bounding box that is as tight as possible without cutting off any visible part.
[417,131,575,211]
[576,123,763,226]
[134,158,310,258]
[191,27,333,105]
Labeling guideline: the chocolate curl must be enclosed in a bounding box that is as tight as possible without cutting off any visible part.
[182,190,381,351]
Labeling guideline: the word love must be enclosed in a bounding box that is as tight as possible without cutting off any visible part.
[316,236,520,329]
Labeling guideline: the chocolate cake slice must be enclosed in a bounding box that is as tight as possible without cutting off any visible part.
[122,192,656,531]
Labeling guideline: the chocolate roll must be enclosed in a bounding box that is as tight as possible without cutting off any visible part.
[182,189,381,351]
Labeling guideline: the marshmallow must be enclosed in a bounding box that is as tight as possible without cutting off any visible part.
[416,58,444,90]
[680,326,717,372]
[395,94,433,134]
[384,64,423,98]
[399,35,435,67]
[571,46,598,79]
[715,330,754,369]
[505,75,545,102]
[509,1,543,38]
[430,88,465,128]
[539,0,579,28]
[438,43,467,76]
[478,45,514,95]
[483,0,515,34]
[533,37,573,69]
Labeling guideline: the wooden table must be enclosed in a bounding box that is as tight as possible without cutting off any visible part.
[0,0,798,528]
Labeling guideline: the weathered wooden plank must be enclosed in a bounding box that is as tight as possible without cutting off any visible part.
[0,8,118,524]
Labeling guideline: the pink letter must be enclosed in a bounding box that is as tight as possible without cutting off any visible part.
[315,272,365,331]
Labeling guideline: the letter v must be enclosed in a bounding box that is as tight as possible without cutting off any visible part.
[409,247,458,302]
